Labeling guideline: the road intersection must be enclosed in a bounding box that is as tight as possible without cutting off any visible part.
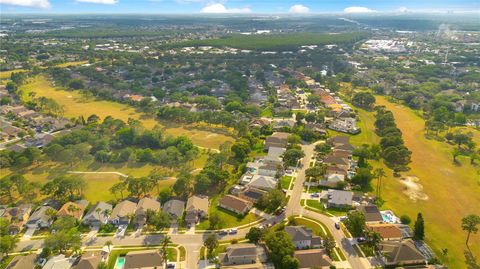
[14,141,375,269]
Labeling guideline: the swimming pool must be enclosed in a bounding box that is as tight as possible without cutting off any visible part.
[380,210,400,224]
[114,257,125,269]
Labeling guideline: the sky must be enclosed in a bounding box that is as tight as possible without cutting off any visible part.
[0,0,479,14]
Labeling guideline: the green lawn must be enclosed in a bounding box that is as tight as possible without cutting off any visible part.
[19,75,234,150]
[358,244,375,257]
[196,199,258,230]
[280,176,293,190]
[293,217,327,237]
[348,95,480,268]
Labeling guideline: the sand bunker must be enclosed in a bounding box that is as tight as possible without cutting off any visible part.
[399,176,429,202]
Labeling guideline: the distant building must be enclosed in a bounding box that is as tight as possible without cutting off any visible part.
[294,249,333,269]
[26,206,54,229]
[124,250,164,269]
[379,239,426,266]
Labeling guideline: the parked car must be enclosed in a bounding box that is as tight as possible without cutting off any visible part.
[218,230,228,236]
[228,228,237,235]
[357,237,367,243]
[167,263,176,269]
[335,222,340,230]
[310,193,319,198]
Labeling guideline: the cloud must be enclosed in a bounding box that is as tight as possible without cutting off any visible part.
[289,4,309,14]
[344,6,375,13]
[0,0,50,8]
[200,3,251,13]
[76,0,118,4]
[397,7,409,13]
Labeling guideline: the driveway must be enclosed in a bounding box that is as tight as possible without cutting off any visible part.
[21,227,36,240]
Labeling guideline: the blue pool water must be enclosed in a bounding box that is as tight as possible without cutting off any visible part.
[381,213,393,223]
[114,257,125,269]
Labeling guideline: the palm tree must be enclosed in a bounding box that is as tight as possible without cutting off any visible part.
[461,214,480,246]
[160,236,172,267]
[373,168,386,199]
[68,204,80,217]
[149,169,165,195]
[102,209,112,221]
[367,231,383,253]
[105,240,113,252]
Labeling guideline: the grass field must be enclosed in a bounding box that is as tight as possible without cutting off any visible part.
[19,75,233,150]
[176,32,367,51]
[351,96,480,268]
[196,199,258,230]
[0,69,27,79]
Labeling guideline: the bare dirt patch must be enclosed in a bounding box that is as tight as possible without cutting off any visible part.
[399,176,429,202]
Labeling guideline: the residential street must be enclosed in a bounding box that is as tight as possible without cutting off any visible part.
[14,141,374,269]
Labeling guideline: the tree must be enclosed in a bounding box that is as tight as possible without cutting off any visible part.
[283,149,305,167]
[344,211,366,237]
[208,212,222,230]
[464,250,480,269]
[323,234,336,257]
[161,236,172,267]
[281,256,299,269]
[413,213,425,240]
[366,231,383,251]
[0,234,18,257]
[256,189,286,213]
[265,231,296,268]
[204,234,218,256]
[461,214,480,246]
[246,227,264,244]
[373,168,386,199]
[44,229,81,253]
[352,92,376,110]
[305,166,326,182]
[105,240,113,252]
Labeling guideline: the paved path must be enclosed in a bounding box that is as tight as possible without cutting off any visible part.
[67,171,129,178]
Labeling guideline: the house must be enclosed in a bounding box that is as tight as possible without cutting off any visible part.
[367,224,403,241]
[239,187,266,203]
[24,133,54,148]
[304,123,327,135]
[6,254,37,269]
[272,119,295,130]
[264,132,289,150]
[25,206,54,229]
[57,200,89,220]
[124,250,164,269]
[248,175,278,190]
[82,202,112,227]
[162,199,185,220]
[185,195,209,226]
[319,172,345,188]
[328,136,350,146]
[135,197,161,227]
[219,244,258,266]
[294,249,333,269]
[285,226,322,249]
[43,254,77,269]
[357,205,383,223]
[110,200,137,226]
[257,163,279,177]
[218,195,252,215]
[323,154,349,167]
[267,147,286,158]
[2,204,32,234]
[380,239,426,266]
[73,251,108,269]
[324,189,353,208]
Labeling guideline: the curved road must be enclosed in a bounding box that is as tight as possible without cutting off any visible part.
[14,142,374,269]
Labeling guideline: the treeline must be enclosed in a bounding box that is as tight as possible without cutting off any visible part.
[157,106,249,135]
[47,116,197,167]
[172,32,368,51]
[374,106,412,172]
